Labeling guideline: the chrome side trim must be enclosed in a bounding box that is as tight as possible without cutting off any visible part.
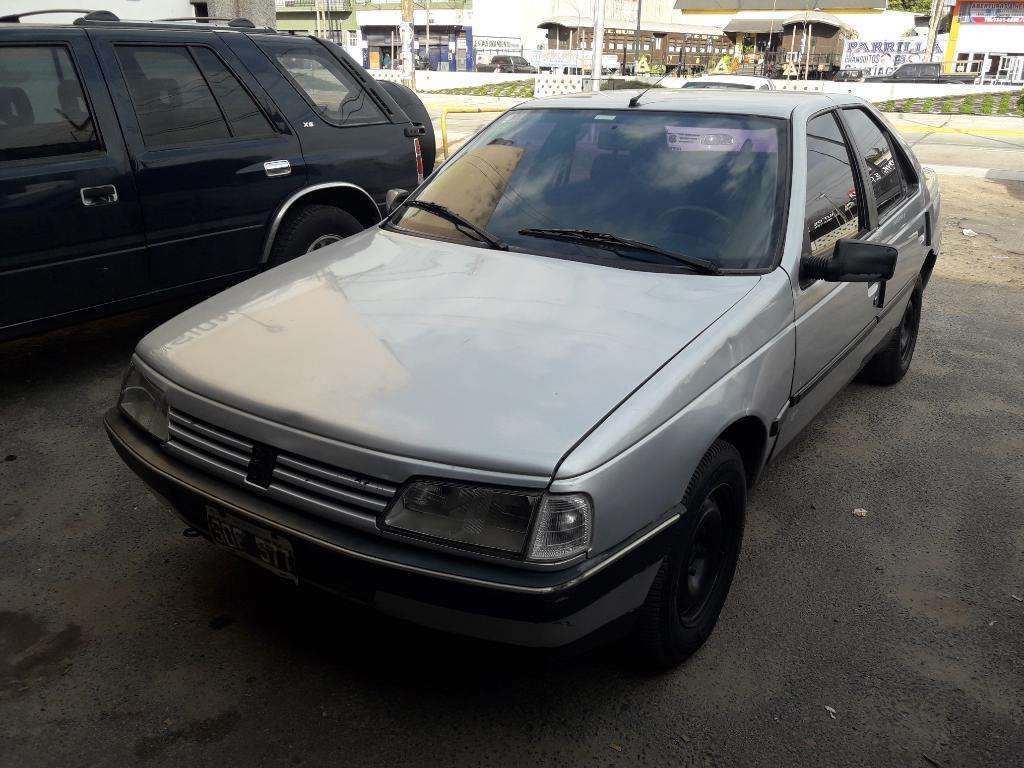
[259,182,381,265]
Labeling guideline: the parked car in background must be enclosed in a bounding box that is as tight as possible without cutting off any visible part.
[476,55,538,74]
[0,11,435,341]
[866,62,977,84]
[680,75,775,90]
[108,89,940,666]
[833,68,866,82]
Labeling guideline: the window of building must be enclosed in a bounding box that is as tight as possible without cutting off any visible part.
[259,38,385,126]
[841,108,908,219]
[805,112,861,260]
[347,30,358,47]
[0,45,101,163]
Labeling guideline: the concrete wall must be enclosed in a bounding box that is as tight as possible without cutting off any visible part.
[371,70,541,89]
[207,0,276,29]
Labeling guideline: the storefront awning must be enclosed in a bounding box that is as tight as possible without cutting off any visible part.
[782,11,855,35]
[537,15,724,36]
[722,18,786,34]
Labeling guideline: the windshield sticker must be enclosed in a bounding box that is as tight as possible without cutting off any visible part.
[594,114,617,121]
[665,126,778,153]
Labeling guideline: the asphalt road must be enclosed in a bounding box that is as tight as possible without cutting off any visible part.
[1,175,1022,768]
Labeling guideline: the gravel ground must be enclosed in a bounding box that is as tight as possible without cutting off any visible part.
[1,175,1022,768]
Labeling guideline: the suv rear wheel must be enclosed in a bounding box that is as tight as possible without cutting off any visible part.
[267,204,363,267]
[633,439,746,668]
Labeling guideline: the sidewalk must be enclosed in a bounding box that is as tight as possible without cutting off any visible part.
[882,112,1024,136]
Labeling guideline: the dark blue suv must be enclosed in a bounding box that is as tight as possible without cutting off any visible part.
[0,11,434,340]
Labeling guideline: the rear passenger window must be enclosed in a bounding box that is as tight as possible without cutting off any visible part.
[259,39,385,126]
[116,45,274,148]
[0,45,100,163]
[117,46,229,147]
[805,112,861,260]
[842,108,907,219]
[190,47,274,139]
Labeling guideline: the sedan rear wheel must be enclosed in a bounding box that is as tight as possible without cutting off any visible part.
[858,277,923,386]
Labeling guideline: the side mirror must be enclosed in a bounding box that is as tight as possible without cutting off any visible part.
[386,188,410,214]
[800,239,897,283]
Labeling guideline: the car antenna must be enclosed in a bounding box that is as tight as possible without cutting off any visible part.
[628,71,672,108]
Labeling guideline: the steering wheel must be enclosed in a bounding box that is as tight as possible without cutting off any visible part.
[655,205,733,232]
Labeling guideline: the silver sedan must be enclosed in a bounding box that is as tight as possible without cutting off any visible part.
[107,89,939,666]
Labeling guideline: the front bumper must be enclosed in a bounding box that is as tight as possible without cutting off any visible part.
[105,409,675,648]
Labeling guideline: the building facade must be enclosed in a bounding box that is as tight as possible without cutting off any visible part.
[672,0,920,75]
[944,0,1024,82]
[275,1,473,70]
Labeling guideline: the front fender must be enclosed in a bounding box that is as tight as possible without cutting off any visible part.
[551,269,796,556]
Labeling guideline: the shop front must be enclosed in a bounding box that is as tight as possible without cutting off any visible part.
[946,1,1024,83]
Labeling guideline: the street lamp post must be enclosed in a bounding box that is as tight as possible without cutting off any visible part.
[591,0,606,91]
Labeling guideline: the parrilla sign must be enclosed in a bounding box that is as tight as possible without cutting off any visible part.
[841,39,927,76]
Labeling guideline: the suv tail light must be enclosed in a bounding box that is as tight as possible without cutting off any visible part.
[413,137,424,183]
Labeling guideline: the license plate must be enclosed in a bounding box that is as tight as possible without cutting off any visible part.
[206,505,297,584]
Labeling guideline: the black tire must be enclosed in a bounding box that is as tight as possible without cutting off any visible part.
[266,204,363,267]
[376,80,436,175]
[633,440,746,669]
[858,278,923,386]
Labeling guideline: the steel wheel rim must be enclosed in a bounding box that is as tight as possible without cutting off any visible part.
[306,234,342,253]
[678,491,729,623]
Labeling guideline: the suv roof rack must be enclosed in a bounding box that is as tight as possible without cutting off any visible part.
[1,9,273,31]
[0,8,95,23]
[159,16,257,28]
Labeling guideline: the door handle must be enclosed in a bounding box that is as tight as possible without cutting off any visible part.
[80,184,118,207]
[404,124,427,137]
[264,159,291,178]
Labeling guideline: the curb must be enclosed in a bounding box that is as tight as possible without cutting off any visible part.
[925,164,1024,182]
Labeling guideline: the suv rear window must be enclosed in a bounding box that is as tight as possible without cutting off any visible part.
[259,39,385,126]
[0,45,101,163]
[116,45,274,148]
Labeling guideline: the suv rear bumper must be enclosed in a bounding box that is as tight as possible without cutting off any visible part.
[105,408,674,648]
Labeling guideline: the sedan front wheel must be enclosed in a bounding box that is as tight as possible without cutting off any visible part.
[633,439,746,668]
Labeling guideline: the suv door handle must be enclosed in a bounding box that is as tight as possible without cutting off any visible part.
[264,160,291,177]
[404,124,426,137]
[80,185,118,207]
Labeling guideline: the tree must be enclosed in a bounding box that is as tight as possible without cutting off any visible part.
[888,0,932,13]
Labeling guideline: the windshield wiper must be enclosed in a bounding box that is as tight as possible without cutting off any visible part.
[403,200,508,251]
[518,228,721,275]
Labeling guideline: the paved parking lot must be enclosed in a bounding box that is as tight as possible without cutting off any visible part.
[1,174,1022,767]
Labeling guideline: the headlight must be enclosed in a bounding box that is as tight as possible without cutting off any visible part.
[118,361,169,442]
[383,480,592,562]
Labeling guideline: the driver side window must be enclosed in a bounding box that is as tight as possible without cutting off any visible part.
[805,112,861,261]
[261,39,384,126]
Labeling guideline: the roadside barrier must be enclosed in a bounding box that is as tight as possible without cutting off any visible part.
[440,106,508,159]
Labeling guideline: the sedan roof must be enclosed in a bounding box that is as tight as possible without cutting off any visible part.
[521,88,862,119]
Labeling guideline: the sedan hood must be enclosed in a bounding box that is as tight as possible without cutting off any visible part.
[139,228,759,476]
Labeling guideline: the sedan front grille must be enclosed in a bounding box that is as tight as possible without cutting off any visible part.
[165,408,398,532]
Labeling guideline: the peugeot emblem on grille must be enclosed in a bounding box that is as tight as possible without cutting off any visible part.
[246,443,278,489]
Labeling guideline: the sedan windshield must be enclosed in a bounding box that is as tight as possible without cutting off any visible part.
[391,108,789,271]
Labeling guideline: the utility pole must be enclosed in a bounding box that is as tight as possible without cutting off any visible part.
[925,0,943,66]
[401,0,416,89]
[590,0,606,92]
[632,0,643,76]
